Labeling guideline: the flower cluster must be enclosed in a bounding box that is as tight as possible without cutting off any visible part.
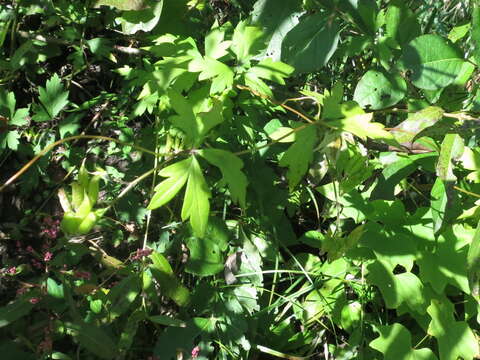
[130,248,153,261]
[40,217,60,240]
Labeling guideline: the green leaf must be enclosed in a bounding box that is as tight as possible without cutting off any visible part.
[417,226,470,294]
[0,90,16,117]
[181,156,210,237]
[448,22,471,43]
[93,0,149,10]
[250,0,303,61]
[118,1,164,35]
[281,12,340,74]
[391,106,444,145]
[371,153,436,200]
[467,219,480,300]
[106,275,140,319]
[154,317,216,358]
[360,222,416,272]
[32,73,69,122]
[248,58,294,85]
[86,38,113,58]
[231,20,265,62]
[0,297,35,328]
[368,261,428,313]
[472,3,480,65]
[149,251,191,307]
[194,56,234,94]
[329,111,396,145]
[2,130,20,151]
[118,310,145,357]
[67,322,117,359]
[147,158,191,210]
[185,236,224,276]
[401,35,466,90]
[204,21,231,59]
[59,114,81,138]
[353,69,406,110]
[185,217,229,276]
[279,123,317,189]
[385,0,421,45]
[430,177,456,236]
[199,149,248,208]
[149,314,186,327]
[370,323,437,360]
[168,90,223,146]
[47,278,64,299]
[10,108,29,126]
[427,297,479,360]
[436,133,463,182]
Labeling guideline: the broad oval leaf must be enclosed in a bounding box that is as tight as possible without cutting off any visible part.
[402,34,465,90]
[354,69,407,110]
[281,12,340,74]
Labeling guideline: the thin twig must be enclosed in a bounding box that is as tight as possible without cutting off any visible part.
[0,135,171,193]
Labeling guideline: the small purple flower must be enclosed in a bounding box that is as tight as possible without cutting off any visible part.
[191,346,200,358]
[74,271,91,280]
[7,266,16,275]
[43,251,53,262]
[131,248,153,261]
[29,297,40,304]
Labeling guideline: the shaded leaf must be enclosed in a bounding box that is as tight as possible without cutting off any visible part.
[401,35,465,90]
[427,297,479,360]
[0,297,35,328]
[279,123,317,189]
[32,73,69,122]
[370,323,437,360]
[199,149,248,207]
[149,251,191,307]
[354,69,406,110]
[67,321,117,359]
[281,12,340,74]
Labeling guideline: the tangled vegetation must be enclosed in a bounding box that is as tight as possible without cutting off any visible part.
[1,0,480,359]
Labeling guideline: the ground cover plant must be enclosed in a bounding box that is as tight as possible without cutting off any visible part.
[1,0,480,359]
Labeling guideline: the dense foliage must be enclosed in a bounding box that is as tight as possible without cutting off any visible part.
[1,0,480,359]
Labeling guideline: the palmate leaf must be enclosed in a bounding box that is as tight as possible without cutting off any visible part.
[279,123,317,190]
[168,89,223,146]
[367,261,428,313]
[204,21,231,59]
[427,297,479,360]
[199,148,248,208]
[191,56,234,94]
[32,73,69,122]
[148,156,210,237]
[370,323,437,360]
[231,20,265,62]
[248,58,294,85]
[181,156,211,237]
